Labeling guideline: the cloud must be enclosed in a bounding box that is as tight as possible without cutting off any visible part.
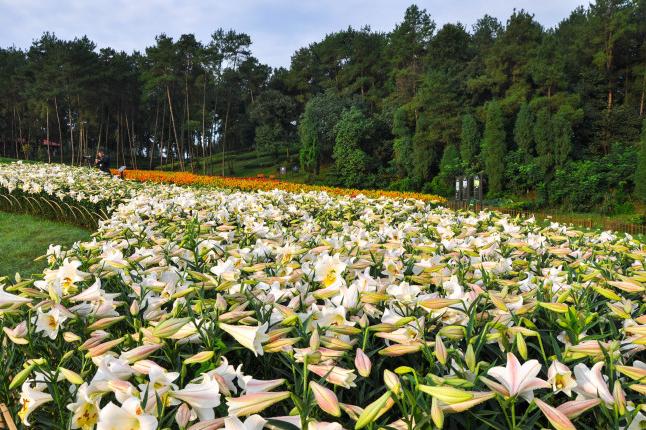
[0,0,586,68]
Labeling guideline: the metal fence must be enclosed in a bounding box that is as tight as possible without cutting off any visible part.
[445,200,646,237]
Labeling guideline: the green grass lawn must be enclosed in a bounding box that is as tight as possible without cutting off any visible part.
[0,211,90,277]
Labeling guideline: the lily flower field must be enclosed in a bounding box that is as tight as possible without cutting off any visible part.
[0,161,645,430]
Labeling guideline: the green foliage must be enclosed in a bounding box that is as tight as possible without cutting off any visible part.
[548,143,637,211]
[430,144,461,196]
[460,114,479,170]
[332,107,373,188]
[299,91,348,175]
[481,101,506,196]
[635,119,646,202]
[513,103,534,159]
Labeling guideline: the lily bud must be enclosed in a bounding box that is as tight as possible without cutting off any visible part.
[88,316,126,330]
[384,370,401,396]
[310,327,320,350]
[226,391,291,416]
[9,362,37,390]
[129,300,140,315]
[63,331,81,343]
[354,348,372,377]
[431,397,444,429]
[176,403,191,428]
[435,334,447,365]
[310,381,341,417]
[153,317,190,338]
[465,344,476,372]
[354,391,391,429]
[535,399,576,430]
[613,382,626,416]
[59,367,84,385]
[184,350,215,365]
[515,332,527,360]
[120,344,162,363]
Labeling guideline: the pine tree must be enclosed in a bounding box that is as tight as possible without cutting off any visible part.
[552,111,573,168]
[460,114,479,170]
[636,118,646,202]
[431,144,461,196]
[534,107,553,173]
[481,101,506,196]
[514,103,534,159]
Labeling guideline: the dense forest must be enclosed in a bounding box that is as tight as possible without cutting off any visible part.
[2,1,646,211]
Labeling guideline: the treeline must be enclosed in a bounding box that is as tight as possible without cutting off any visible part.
[2,1,646,210]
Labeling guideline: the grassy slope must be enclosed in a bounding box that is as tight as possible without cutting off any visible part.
[0,211,90,277]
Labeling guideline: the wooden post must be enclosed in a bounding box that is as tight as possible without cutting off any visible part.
[0,403,17,430]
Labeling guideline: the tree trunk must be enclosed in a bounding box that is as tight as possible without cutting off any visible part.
[54,97,63,163]
[201,74,207,174]
[640,73,645,117]
[222,101,230,176]
[68,105,75,165]
[150,101,159,170]
[166,85,184,170]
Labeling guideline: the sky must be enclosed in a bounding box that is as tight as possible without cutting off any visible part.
[0,0,588,68]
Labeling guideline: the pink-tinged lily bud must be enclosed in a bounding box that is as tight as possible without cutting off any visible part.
[187,418,226,430]
[119,344,162,363]
[3,322,28,345]
[534,399,576,430]
[310,381,341,417]
[129,300,140,315]
[355,348,372,377]
[384,370,401,396]
[88,316,126,330]
[310,327,320,350]
[556,399,601,419]
[339,403,364,421]
[58,368,83,385]
[79,332,109,349]
[358,314,369,329]
[152,317,191,338]
[613,382,626,415]
[184,350,215,365]
[175,403,191,428]
[308,365,357,389]
[226,391,291,417]
[86,337,124,358]
[131,359,158,375]
[215,294,228,312]
[378,343,422,357]
[616,365,646,381]
[435,335,447,365]
[431,397,444,429]
[355,391,391,429]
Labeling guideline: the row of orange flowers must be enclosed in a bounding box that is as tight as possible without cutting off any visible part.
[112,168,447,204]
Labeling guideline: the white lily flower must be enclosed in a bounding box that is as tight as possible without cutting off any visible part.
[96,397,157,430]
[35,307,67,339]
[486,352,550,402]
[219,322,269,356]
[18,382,53,426]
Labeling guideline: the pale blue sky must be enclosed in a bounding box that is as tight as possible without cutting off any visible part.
[0,0,587,68]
